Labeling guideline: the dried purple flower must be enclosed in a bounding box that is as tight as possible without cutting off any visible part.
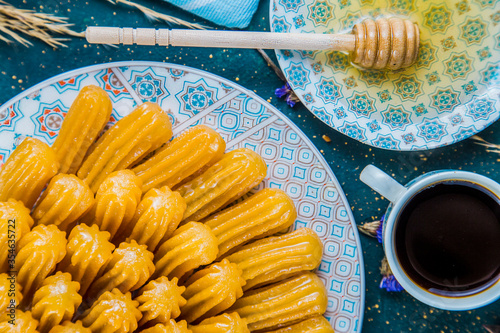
[275,82,299,107]
[376,214,385,243]
[380,274,404,292]
[275,83,291,98]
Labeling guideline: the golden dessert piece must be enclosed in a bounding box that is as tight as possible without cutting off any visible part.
[77,102,172,192]
[205,188,296,259]
[229,272,328,332]
[0,199,34,273]
[116,186,186,251]
[135,277,186,328]
[31,272,82,333]
[133,125,226,193]
[181,259,245,324]
[153,222,218,281]
[81,170,142,241]
[176,148,267,222]
[57,224,115,296]
[87,240,154,301]
[190,312,249,333]
[80,288,142,333]
[52,85,113,174]
[0,310,39,333]
[0,137,59,209]
[265,316,334,333]
[226,228,323,291]
[0,272,22,312]
[140,320,191,333]
[15,224,67,306]
[32,174,94,232]
[47,321,92,333]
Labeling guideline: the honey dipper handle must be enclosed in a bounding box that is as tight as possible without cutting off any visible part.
[85,27,356,51]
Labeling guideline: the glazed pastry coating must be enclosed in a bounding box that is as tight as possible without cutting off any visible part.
[264,315,334,333]
[153,222,218,281]
[229,272,328,332]
[176,148,267,222]
[181,259,245,324]
[204,188,296,259]
[47,321,92,333]
[15,224,67,307]
[133,125,226,193]
[226,227,323,291]
[0,137,59,209]
[116,186,186,251]
[81,170,142,241]
[189,312,249,333]
[57,224,115,295]
[87,240,154,301]
[0,199,33,273]
[77,102,172,192]
[51,85,113,174]
[139,320,191,333]
[0,310,39,333]
[135,276,186,328]
[32,174,94,232]
[80,288,142,333]
[0,272,23,312]
[31,272,82,333]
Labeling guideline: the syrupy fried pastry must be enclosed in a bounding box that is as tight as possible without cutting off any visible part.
[0,309,39,333]
[51,85,113,174]
[81,170,142,241]
[140,320,191,333]
[190,312,249,333]
[0,272,23,312]
[87,240,154,302]
[264,316,334,333]
[15,224,67,307]
[226,227,322,291]
[47,321,92,333]
[0,199,33,273]
[135,276,186,328]
[229,272,328,332]
[180,259,245,324]
[80,288,142,333]
[153,222,218,281]
[31,272,82,333]
[77,102,172,192]
[32,174,94,232]
[204,188,296,259]
[133,125,226,193]
[116,186,186,251]
[0,137,59,209]
[57,224,115,296]
[176,148,267,222]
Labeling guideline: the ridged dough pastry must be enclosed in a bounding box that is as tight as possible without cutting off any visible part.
[181,259,245,324]
[139,320,191,333]
[0,137,59,209]
[47,321,92,333]
[0,309,39,333]
[57,224,115,296]
[153,222,218,281]
[135,277,186,327]
[32,174,94,232]
[176,148,267,222]
[229,272,328,332]
[264,315,334,333]
[190,312,249,333]
[204,188,296,259]
[80,289,142,333]
[226,227,322,290]
[0,272,22,312]
[51,85,113,174]
[31,272,82,333]
[15,224,67,307]
[81,170,142,241]
[77,102,172,192]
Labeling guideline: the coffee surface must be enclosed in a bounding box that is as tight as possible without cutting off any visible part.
[395,181,500,295]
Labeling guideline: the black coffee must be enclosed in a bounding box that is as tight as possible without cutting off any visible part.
[395,181,500,296]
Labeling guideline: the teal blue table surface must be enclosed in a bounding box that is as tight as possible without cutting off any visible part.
[1,0,499,331]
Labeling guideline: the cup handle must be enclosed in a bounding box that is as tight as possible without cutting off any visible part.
[360,165,408,203]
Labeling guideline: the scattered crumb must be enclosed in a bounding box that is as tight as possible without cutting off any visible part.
[322,135,331,142]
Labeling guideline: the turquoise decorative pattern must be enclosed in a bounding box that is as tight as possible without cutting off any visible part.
[272,0,500,151]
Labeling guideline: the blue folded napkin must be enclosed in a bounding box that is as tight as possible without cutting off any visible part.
[165,0,259,29]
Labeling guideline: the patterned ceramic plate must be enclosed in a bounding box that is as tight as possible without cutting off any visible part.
[271,0,500,150]
[0,62,365,332]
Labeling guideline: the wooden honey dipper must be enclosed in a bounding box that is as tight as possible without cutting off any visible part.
[86,17,419,70]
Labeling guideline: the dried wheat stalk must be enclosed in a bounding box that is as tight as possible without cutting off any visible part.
[472,135,500,154]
